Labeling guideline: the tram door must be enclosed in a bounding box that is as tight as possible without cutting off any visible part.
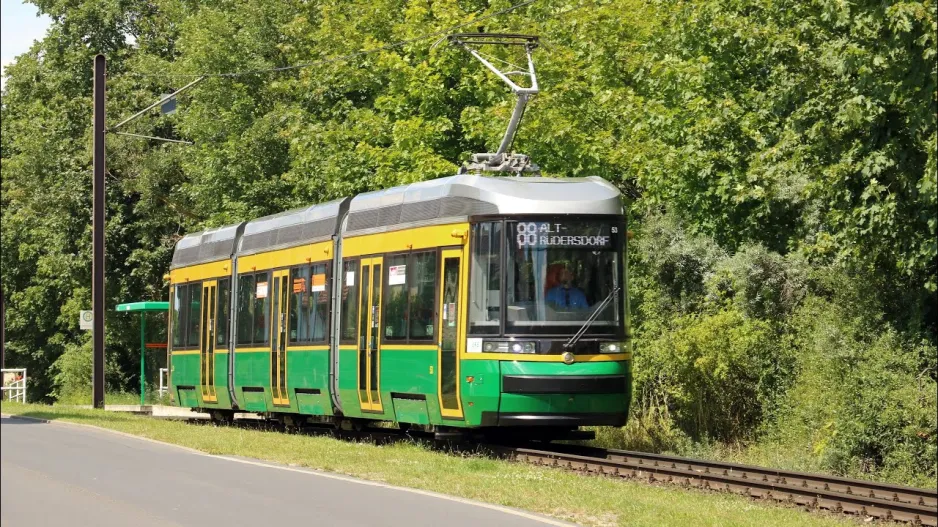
[199,280,218,403]
[438,249,464,419]
[357,257,384,413]
[270,270,290,406]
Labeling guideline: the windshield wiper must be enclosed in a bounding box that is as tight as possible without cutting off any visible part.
[563,286,621,351]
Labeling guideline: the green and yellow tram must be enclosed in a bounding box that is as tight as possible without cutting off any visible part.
[167,174,631,438]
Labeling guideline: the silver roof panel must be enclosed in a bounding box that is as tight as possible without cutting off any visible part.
[171,223,242,269]
[236,197,350,255]
[344,175,622,236]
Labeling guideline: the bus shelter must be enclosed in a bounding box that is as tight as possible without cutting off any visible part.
[116,301,169,406]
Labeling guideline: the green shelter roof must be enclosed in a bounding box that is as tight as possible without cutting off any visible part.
[115,301,170,312]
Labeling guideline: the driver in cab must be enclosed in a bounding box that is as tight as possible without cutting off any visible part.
[546,265,589,309]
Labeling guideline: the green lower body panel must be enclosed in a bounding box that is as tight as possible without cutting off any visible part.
[391,397,431,425]
[232,349,332,415]
[170,352,232,410]
[338,347,440,423]
[240,389,267,412]
[175,345,631,430]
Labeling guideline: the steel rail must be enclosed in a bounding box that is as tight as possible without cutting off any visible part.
[171,414,937,524]
[537,443,938,508]
[486,444,938,526]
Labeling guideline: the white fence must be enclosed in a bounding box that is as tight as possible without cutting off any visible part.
[158,367,168,398]
[1,368,27,403]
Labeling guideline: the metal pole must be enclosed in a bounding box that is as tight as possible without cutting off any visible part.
[140,313,146,406]
[93,54,106,409]
[496,93,529,155]
[1,286,5,370]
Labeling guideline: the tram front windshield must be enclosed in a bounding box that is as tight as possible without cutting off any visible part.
[469,219,623,337]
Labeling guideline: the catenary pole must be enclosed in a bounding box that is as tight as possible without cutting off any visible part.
[140,313,146,406]
[1,286,5,370]
[93,55,106,409]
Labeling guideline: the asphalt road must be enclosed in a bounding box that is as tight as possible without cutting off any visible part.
[0,415,567,527]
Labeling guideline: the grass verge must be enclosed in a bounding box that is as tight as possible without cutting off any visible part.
[0,402,862,527]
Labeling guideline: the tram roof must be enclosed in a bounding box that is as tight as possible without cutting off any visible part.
[344,174,623,236]
[236,197,351,256]
[170,223,242,269]
[171,176,624,268]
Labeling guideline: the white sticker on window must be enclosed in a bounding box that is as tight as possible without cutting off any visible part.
[256,282,268,299]
[388,265,406,285]
[345,271,355,287]
[467,338,483,353]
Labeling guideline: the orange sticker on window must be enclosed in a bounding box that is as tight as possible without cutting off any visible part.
[292,278,306,293]
[311,273,326,292]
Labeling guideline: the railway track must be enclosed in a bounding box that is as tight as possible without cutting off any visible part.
[488,443,938,526]
[180,414,937,524]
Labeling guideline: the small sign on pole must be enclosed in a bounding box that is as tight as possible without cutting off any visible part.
[80,310,94,331]
[160,94,177,115]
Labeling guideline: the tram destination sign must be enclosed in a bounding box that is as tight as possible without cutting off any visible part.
[513,221,616,249]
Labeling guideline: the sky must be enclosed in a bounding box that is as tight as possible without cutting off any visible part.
[1,0,51,88]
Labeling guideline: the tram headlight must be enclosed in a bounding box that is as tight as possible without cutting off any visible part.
[606,343,620,353]
[482,340,536,354]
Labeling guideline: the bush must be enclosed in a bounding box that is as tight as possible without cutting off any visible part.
[707,244,807,320]
[635,306,791,442]
[631,211,726,317]
[51,339,94,401]
[768,297,938,486]
[51,337,136,402]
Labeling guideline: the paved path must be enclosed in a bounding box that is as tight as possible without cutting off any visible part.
[0,416,567,527]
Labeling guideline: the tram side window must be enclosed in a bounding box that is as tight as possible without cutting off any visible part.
[384,255,407,340]
[186,282,202,347]
[289,263,330,344]
[171,285,184,348]
[289,266,308,342]
[469,221,502,335]
[253,271,271,344]
[340,260,359,342]
[236,274,255,345]
[408,252,436,341]
[216,279,230,346]
[172,282,201,348]
[380,251,437,343]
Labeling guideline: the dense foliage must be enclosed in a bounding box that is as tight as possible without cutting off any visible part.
[2,0,935,484]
